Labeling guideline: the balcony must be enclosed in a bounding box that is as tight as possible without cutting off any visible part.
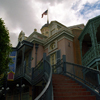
[82,44,100,66]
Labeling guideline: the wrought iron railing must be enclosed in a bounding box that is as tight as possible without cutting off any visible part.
[52,55,100,99]
[25,67,32,77]
[52,59,63,74]
[65,62,100,91]
[82,44,100,66]
[15,64,23,79]
[96,44,100,58]
[32,58,44,84]
[82,46,95,66]
[21,55,53,100]
[34,60,53,100]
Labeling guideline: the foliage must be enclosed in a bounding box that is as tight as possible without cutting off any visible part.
[0,18,12,77]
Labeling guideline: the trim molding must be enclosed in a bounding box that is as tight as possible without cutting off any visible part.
[44,30,74,46]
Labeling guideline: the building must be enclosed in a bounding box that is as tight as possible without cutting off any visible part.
[78,15,100,86]
[1,15,100,100]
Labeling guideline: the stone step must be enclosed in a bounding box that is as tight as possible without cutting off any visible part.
[54,91,91,96]
[53,88,87,92]
[54,95,96,100]
[53,85,82,88]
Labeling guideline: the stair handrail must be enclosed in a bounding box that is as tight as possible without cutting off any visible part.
[34,60,53,100]
[34,58,43,70]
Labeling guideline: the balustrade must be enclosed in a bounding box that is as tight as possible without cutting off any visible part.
[82,46,95,66]
[82,44,100,66]
[15,64,23,79]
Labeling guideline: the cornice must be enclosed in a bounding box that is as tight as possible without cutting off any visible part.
[44,29,74,46]
[30,37,45,45]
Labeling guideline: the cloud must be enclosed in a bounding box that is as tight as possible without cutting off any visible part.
[0,0,43,33]
[9,33,18,47]
[0,0,100,46]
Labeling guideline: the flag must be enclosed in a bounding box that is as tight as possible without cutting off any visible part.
[42,10,48,18]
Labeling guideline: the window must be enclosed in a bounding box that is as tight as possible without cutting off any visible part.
[50,53,56,65]
[50,42,55,50]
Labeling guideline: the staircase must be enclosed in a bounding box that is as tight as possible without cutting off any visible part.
[52,74,96,100]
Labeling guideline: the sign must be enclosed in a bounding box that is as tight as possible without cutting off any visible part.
[8,51,17,81]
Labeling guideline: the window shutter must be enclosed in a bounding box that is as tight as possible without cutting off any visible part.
[56,50,62,74]
[46,55,50,63]
[56,50,61,63]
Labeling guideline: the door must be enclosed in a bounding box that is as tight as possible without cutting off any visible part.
[50,53,56,73]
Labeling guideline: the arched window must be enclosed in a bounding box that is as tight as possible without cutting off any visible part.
[96,25,100,44]
[82,33,92,56]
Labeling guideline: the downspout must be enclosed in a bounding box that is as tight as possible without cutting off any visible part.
[35,44,39,66]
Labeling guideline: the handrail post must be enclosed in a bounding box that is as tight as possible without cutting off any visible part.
[97,72,100,94]
[96,70,100,94]
[32,68,34,80]
[32,85,35,100]
[96,62,100,94]
[62,55,66,74]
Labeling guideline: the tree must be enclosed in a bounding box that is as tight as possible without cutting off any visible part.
[0,18,12,78]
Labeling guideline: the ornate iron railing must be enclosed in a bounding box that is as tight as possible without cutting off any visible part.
[34,60,53,100]
[82,44,100,66]
[15,53,53,100]
[96,44,100,58]
[32,58,44,84]
[82,46,95,66]
[65,62,100,91]
[52,55,100,99]
[52,59,63,74]
[14,64,23,79]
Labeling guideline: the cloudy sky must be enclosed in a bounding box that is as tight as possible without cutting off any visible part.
[0,0,100,47]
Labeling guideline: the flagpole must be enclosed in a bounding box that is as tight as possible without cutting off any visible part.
[47,9,49,24]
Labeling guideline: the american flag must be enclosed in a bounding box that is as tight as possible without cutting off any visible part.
[42,10,48,18]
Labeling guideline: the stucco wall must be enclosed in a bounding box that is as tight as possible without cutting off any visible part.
[58,39,66,57]
[58,38,74,63]
[65,39,74,63]
[72,29,82,65]
[37,45,44,63]
[31,44,44,68]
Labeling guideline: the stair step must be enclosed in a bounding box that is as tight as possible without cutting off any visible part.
[53,88,87,92]
[52,78,71,81]
[52,75,69,78]
[54,91,91,96]
[53,74,96,100]
[53,80,76,83]
[54,95,96,100]
[52,76,70,78]
[53,83,79,85]
[53,85,82,88]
